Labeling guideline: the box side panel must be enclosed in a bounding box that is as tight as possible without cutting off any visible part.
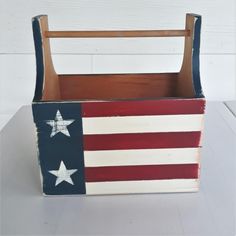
[32,98,205,195]
[32,102,86,195]
[81,98,205,195]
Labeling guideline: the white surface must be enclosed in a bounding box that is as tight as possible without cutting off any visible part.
[84,148,199,167]
[0,114,12,131]
[0,1,236,129]
[220,101,236,134]
[0,102,235,235]
[226,101,236,117]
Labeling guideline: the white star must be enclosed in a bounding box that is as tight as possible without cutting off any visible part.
[48,161,78,186]
[45,110,74,137]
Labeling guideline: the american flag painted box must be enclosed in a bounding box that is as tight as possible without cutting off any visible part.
[32,13,205,195]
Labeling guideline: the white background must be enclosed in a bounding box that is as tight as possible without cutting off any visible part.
[0,0,236,128]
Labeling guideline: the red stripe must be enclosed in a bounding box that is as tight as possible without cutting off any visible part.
[85,164,199,182]
[83,132,201,150]
[82,99,205,117]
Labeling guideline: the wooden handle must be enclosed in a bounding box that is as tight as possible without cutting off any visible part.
[45,30,190,38]
[32,13,202,101]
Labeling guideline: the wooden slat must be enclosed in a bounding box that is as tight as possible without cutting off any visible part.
[83,132,201,150]
[85,164,199,182]
[85,179,199,195]
[82,114,204,134]
[81,99,205,117]
[59,73,178,100]
[84,148,200,167]
[45,30,190,38]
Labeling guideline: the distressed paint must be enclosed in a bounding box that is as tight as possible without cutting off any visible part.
[45,110,74,137]
[32,13,206,195]
[192,15,203,97]
[32,98,204,195]
[32,16,44,101]
[32,102,86,195]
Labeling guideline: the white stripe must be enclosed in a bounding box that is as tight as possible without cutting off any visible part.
[82,114,203,134]
[85,179,199,195]
[84,148,200,167]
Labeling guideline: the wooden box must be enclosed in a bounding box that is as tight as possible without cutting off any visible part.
[32,13,205,195]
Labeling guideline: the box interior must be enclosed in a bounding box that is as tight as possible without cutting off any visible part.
[41,73,199,101]
[40,72,197,101]
[58,73,179,101]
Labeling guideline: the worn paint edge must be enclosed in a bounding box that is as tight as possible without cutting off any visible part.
[32,16,45,101]
[192,14,204,98]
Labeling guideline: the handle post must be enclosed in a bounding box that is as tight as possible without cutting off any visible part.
[177,14,203,97]
[32,15,60,101]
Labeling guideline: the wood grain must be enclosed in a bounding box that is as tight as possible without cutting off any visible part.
[45,30,190,38]
[33,14,203,101]
[59,73,178,100]
[1,54,234,120]
[177,14,196,97]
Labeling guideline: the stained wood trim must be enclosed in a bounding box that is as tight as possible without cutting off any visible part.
[45,30,190,38]
[59,73,178,100]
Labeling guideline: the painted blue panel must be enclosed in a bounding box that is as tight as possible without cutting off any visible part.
[32,16,44,101]
[192,15,204,98]
[32,102,86,195]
